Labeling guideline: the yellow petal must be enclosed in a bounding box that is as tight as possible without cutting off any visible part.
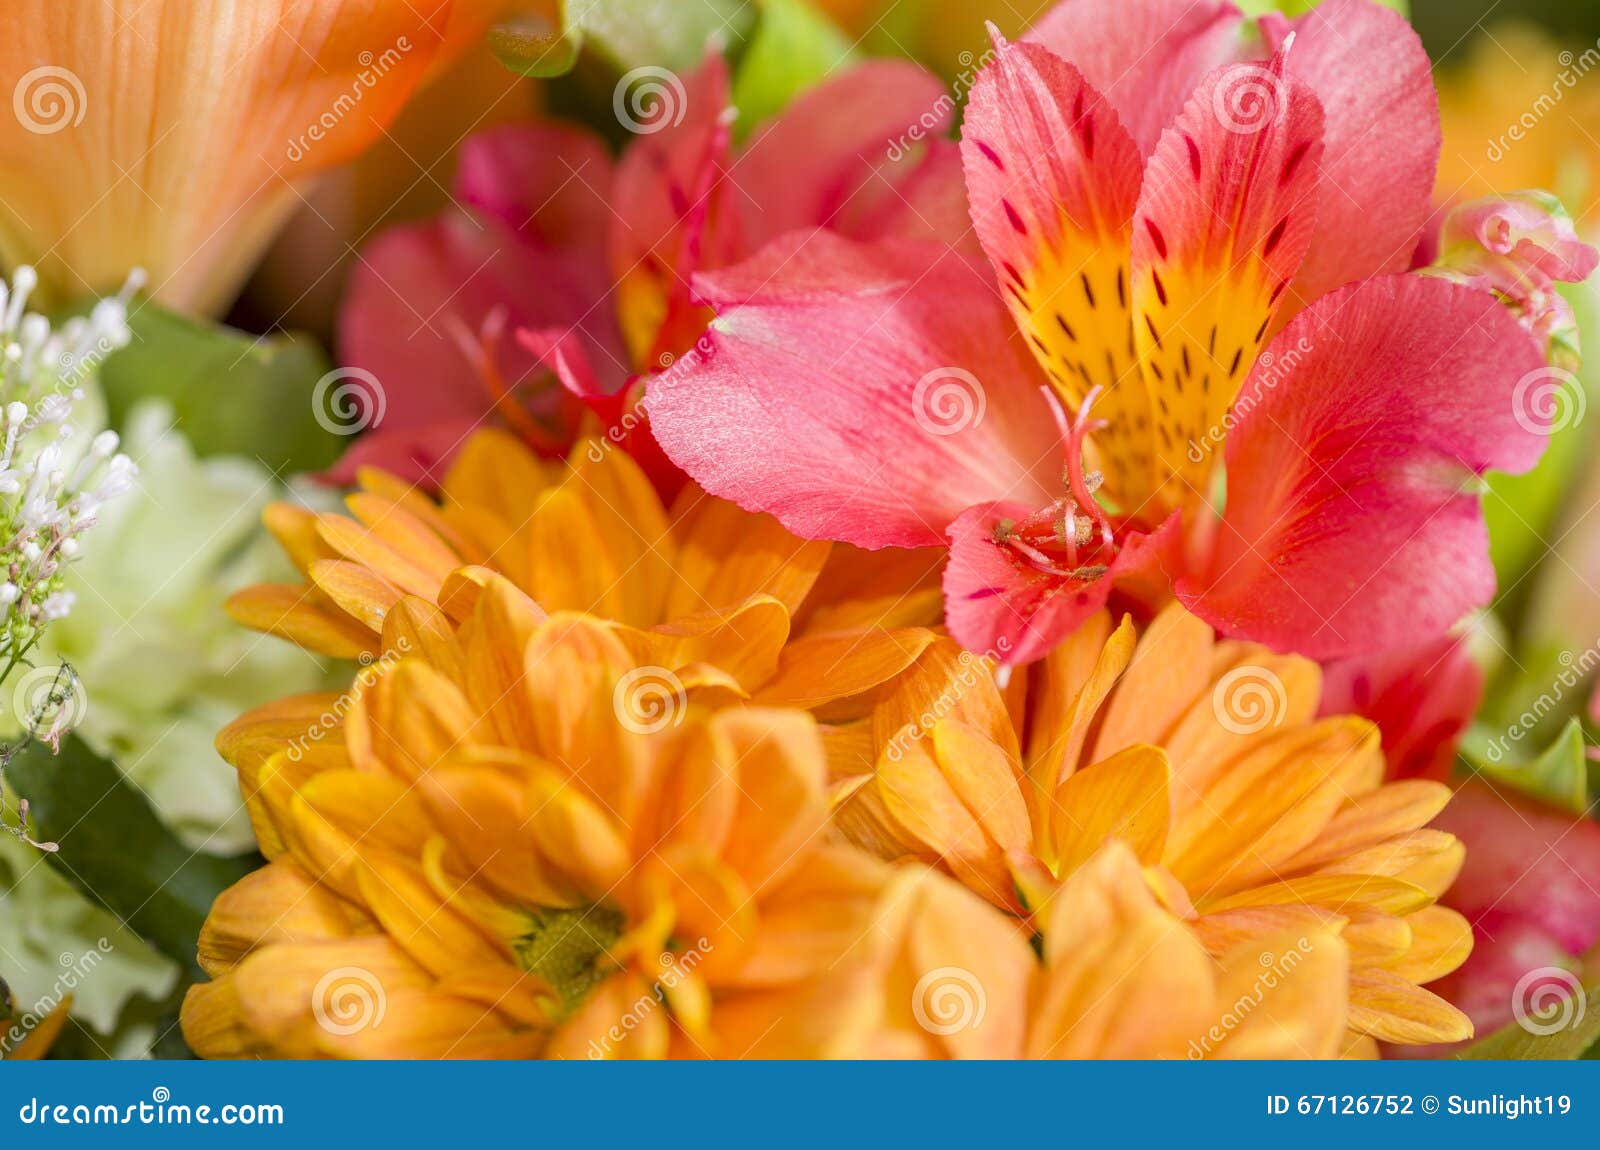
[1023,611,1131,788]
[355,853,509,976]
[518,484,624,618]
[1285,779,1454,873]
[1348,967,1474,1045]
[877,720,1027,907]
[317,513,447,600]
[263,502,338,575]
[1206,874,1433,917]
[1384,906,1474,985]
[871,638,1017,762]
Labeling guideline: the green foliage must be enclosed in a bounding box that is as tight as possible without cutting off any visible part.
[7,734,259,980]
[731,0,855,135]
[491,0,756,78]
[1455,985,1600,1059]
[1460,716,1589,815]
[98,303,345,476]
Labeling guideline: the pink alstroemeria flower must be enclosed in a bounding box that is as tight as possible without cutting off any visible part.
[1320,631,1486,782]
[650,0,1585,666]
[333,53,967,484]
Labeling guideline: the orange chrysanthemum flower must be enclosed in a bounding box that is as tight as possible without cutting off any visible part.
[773,842,1352,1058]
[229,428,939,718]
[183,577,892,1058]
[830,603,1474,1054]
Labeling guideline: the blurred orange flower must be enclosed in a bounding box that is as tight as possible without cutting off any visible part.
[0,0,504,313]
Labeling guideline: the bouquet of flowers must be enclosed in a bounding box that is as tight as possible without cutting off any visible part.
[3,0,1600,1063]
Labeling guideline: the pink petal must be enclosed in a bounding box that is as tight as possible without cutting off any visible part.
[1178,275,1548,659]
[1319,632,1484,781]
[944,503,1179,666]
[645,231,1060,549]
[1444,195,1600,284]
[1130,45,1325,507]
[323,418,483,488]
[608,53,741,363]
[1259,0,1441,307]
[737,60,970,248]
[336,212,613,484]
[1437,780,1600,956]
[336,119,633,485]
[957,33,1151,506]
[1024,0,1246,156]
[454,121,615,258]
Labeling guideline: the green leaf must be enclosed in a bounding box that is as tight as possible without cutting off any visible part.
[731,0,855,135]
[1460,717,1589,815]
[487,9,584,77]
[497,0,755,79]
[99,302,346,476]
[1486,410,1587,592]
[1234,0,1408,16]
[7,735,259,978]
[1455,985,1600,1059]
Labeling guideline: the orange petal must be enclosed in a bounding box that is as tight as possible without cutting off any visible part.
[617,595,792,694]
[263,502,338,575]
[664,491,830,619]
[1206,931,1349,1060]
[309,559,404,631]
[0,1,477,312]
[1091,603,1212,761]
[226,582,377,658]
[1050,743,1172,876]
[197,859,365,976]
[713,708,831,894]
[754,628,935,710]
[567,441,676,627]
[1030,842,1216,1058]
